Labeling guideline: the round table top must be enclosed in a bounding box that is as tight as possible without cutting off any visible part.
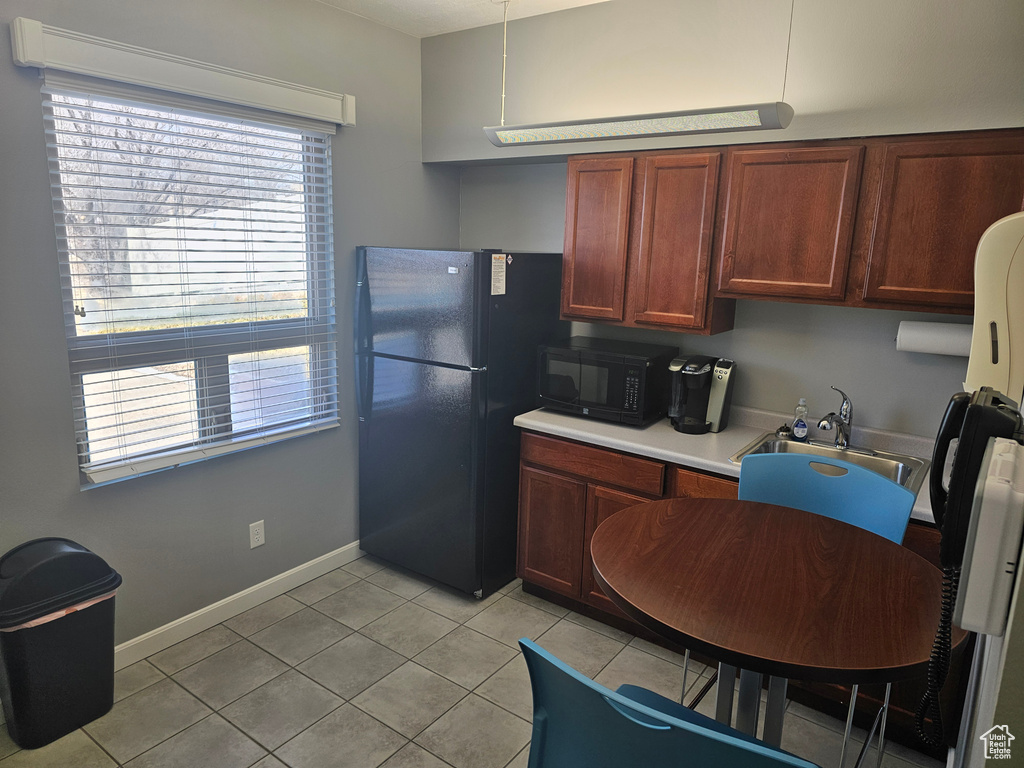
[590,497,967,685]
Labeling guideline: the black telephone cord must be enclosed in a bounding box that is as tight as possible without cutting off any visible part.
[915,564,960,748]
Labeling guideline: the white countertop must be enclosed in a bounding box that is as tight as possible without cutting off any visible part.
[514,408,937,524]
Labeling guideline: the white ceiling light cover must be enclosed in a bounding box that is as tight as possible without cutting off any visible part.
[484,102,794,146]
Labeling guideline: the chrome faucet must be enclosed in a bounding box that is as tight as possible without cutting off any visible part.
[817,386,853,449]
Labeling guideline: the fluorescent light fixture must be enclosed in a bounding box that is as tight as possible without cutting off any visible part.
[484,102,794,147]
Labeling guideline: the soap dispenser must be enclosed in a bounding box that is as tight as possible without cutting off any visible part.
[792,398,809,442]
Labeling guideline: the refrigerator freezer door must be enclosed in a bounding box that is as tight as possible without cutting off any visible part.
[359,355,485,594]
[360,247,484,368]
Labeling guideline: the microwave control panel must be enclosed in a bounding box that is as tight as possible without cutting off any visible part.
[624,367,641,412]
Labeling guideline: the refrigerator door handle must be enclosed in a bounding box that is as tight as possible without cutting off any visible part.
[357,354,373,422]
[355,277,372,354]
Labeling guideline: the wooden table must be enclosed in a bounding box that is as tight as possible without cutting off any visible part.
[590,497,966,746]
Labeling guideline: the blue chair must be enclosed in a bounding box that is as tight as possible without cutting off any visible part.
[519,638,822,768]
[737,453,916,543]
[738,452,917,768]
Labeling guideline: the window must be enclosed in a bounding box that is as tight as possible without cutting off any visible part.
[45,89,338,486]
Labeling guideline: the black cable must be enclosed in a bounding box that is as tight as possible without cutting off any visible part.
[915,564,961,748]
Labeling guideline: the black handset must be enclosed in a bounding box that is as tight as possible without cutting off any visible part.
[929,391,970,532]
[917,391,970,747]
[940,390,1024,568]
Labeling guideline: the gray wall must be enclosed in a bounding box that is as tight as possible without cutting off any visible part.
[0,0,461,642]
[423,0,1024,163]
[459,163,968,437]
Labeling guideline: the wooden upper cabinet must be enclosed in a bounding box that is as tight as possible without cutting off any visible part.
[630,153,721,328]
[862,136,1024,308]
[716,145,864,300]
[562,156,634,320]
[564,129,1024,318]
[561,152,733,333]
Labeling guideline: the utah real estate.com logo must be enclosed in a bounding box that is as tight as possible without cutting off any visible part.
[980,725,1014,760]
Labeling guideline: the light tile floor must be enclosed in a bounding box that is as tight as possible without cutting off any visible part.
[0,557,946,768]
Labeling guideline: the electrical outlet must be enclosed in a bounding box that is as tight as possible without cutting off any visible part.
[249,520,265,549]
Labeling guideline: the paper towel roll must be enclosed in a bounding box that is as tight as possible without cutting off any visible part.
[896,321,972,356]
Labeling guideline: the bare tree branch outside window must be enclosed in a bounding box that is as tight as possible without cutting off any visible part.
[52,94,311,334]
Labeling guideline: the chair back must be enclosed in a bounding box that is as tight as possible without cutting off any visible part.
[737,453,916,543]
[519,639,820,768]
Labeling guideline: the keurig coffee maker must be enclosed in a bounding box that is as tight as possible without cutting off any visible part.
[668,356,735,434]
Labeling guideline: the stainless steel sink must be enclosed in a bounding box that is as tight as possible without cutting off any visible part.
[729,433,930,495]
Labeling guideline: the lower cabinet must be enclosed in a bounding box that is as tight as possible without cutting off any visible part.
[517,465,587,596]
[513,465,654,618]
[516,431,737,614]
[669,466,740,500]
[581,485,650,616]
[517,433,665,613]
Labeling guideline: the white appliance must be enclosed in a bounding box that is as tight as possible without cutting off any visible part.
[964,211,1024,407]
[951,438,1024,768]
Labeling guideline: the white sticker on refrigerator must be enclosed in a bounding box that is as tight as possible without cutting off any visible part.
[491,254,507,295]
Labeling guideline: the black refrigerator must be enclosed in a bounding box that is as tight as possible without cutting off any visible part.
[355,247,565,597]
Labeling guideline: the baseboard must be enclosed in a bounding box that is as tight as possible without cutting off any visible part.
[114,541,363,670]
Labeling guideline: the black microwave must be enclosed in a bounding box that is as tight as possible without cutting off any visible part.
[537,337,678,425]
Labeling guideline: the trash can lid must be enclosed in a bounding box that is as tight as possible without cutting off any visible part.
[0,538,122,629]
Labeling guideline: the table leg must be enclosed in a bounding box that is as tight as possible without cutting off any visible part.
[762,676,788,747]
[680,649,690,703]
[840,684,859,768]
[875,683,891,768]
[715,663,736,725]
[736,669,763,736]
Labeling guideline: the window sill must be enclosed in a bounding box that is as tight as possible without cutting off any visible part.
[81,418,340,488]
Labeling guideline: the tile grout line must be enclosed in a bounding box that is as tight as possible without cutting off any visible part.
[137,676,232,758]
[78,674,217,765]
[81,720,121,767]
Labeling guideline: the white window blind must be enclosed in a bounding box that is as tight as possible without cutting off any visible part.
[44,88,338,486]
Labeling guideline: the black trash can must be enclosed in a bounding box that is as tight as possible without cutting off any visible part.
[0,538,122,749]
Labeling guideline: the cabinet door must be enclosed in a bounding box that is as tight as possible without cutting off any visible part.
[517,465,586,597]
[582,485,650,615]
[631,153,721,328]
[562,156,634,320]
[862,136,1024,308]
[668,467,738,499]
[716,146,864,300]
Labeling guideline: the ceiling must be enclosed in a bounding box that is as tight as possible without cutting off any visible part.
[310,0,612,38]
